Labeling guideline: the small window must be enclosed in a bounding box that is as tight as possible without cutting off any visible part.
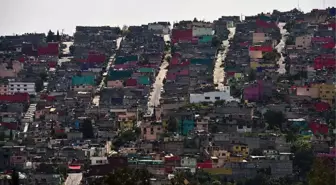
[306,88,309,91]
[17,85,20,87]
[205,96,210,100]
[24,84,27,87]
[10,88,13,90]
[215,97,220,100]
[16,89,20,91]
[24,88,27,91]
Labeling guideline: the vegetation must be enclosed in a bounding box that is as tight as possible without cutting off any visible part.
[167,116,178,133]
[263,110,285,130]
[308,157,335,185]
[81,119,94,139]
[93,167,152,185]
[112,128,141,148]
[211,36,222,48]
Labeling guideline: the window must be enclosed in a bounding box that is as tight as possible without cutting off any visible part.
[24,84,27,87]
[16,89,20,91]
[96,160,103,164]
[17,85,20,87]
[215,97,220,100]
[204,96,210,100]
[10,88,13,90]
[157,127,161,131]
[24,88,27,91]
[306,88,309,91]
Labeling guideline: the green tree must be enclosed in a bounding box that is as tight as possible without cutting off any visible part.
[167,116,178,133]
[247,70,256,82]
[56,30,61,42]
[211,35,222,48]
[46,30,55,42]
[308,157,335,185]
[94,168,152,185]
[291,140,314,179]
[81,119,94,139]
[11,168,19,185]
[263,110,285,130]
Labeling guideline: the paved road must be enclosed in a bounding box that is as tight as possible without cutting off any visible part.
[214,27,236,91]
[62,41,73,55]
[64,173,82,185]
[147,35,171,115]
[92,37,123,106]
[276,23,288,74]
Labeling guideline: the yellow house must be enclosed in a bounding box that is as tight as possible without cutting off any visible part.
[312,84,336,105]
[231,143,249,157]
[250,62,276,70]
[120,120,134,131]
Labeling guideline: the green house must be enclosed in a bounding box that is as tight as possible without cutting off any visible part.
[199,35,213,43]
[138,67,155,73]
[72,75,95,86]
[108,70,133,80]
[115,55,138,64]
[138,76,150,85]
[190,58,213,66]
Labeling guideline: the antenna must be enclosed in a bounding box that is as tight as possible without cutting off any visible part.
[297,0,300,10]
[323,0,326,9]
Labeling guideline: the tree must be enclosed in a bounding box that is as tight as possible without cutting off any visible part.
[11,168,19,185]
[46,30,55,42]
[211,36,222,48]
[56,30,61,42]
[94,167,152,185]
[263,110,285,130]
[167,116,178,133]
[81,119,94,139]
[247,70,256,82]
[308,157,335,185]
[69,45,75,55]
[39,72,48,82]
[291,140,314,179]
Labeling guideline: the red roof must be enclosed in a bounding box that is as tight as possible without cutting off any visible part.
[314,56,336,69]
[172,29,193,41]
[309,122,329,135]
[125,78,137,86]
[0,93,30,103]
[164,156,181,162]
[68,165,81,170]
[249,45,273,52]
[256,19,277,28]
[315,102,330,112]
[0,122,19,130]
[87,53,106,63]
[37,42,59,56]
[311,37,334,43]
[197,160,212,169]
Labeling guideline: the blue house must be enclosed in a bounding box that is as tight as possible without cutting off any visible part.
[178,119,195,135]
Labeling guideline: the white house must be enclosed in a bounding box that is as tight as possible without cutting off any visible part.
[148,23,170,34]
[192,26,213,37]
[189,89,238,103]
[295,35,312,49]
[90,156,108,165]
[8,81,36,95]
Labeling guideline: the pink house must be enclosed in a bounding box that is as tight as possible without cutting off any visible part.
[296,87,319,98]
[0,84,8,95]
[140,122,164,141]
[166,73,177,81]
[107,80,124,88]
[244,80,272,101]
[196,117,209,132]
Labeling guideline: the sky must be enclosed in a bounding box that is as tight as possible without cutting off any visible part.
[0,0,335,35]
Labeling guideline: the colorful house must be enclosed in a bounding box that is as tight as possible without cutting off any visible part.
[178,120,195,135]
[37,42,59,56]
[137,76,150,85]
[71,75,95,86]
[231,143,249,157]
[243,80,272,101]
[140,122,164,141]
